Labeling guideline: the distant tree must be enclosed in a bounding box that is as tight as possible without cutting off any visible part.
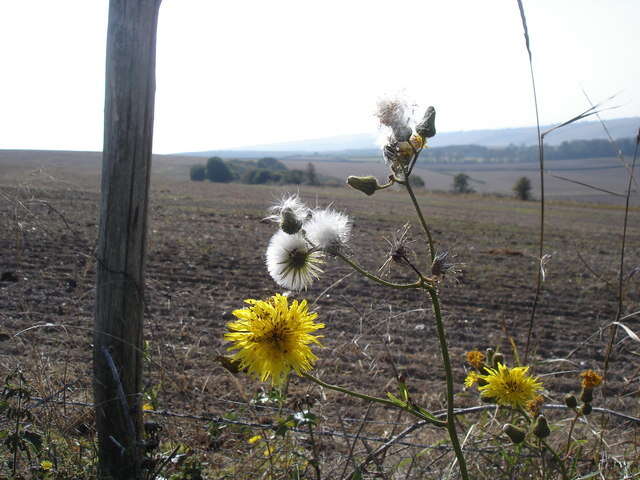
[451,173,474,193]
[409,175,425,188]
[513,176,532,200]
[189,164,206,181]
[206,157,233,183]
[242,168,274,184]
[281,169,306,185]
[306,162,318,185]
[257,157,287,171]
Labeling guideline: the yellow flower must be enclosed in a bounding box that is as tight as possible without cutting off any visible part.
[40,460,53,471]
[142,403,154,411]
[478,363,543,408]
[580,369,603,389]
[225,294,324,385]
[466,350,485,369]
[526,395,545,416]
[410,133,424,150]
[248,435,262,444]
[464,371,479,388]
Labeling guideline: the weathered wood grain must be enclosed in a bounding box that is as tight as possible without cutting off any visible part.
[94,1,161,478]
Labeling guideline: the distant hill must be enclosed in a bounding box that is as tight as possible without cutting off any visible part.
[431,117,639,147]
[182,116,639,157]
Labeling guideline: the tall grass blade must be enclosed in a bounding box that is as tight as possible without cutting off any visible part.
[516,0,545,363]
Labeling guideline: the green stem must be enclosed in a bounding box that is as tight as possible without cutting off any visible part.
[427,288,469,480]
[541,438,568,480]
[520,408,568,480]
[301,372,446,428]
[401,169,436,263]
[564,411,579,456]
[336,252,423,290]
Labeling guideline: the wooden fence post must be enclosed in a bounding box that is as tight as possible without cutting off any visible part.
[94,1,161,478]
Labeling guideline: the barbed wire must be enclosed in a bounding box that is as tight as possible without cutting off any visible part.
[29,394,640,458]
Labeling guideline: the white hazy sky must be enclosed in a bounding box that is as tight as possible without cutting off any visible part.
[1,1,639,154]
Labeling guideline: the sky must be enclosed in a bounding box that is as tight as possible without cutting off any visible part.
[1,0,639,154]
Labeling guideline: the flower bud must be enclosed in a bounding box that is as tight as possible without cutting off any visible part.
[503,424,526,444]
[581,403,592,416]
[580,387,593,404]
[280,208,303,234]
[416,106,436,138]
[347,176,381,196]
[492,352,505,368]
[485,348,495,364]
[533,415,550,439]
[564,395,577,409]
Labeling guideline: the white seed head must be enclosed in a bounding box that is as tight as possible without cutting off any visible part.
[304,208,351,254]
[266,194,310,234]
[266,231,323,291]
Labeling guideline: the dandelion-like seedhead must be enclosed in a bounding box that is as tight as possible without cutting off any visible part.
[267,194,310,235]
[224,294,324,385]
[304,208,352,255]
[379,223,414,276]
[376,97,412,142]
[431,250,463,280]
[266,231,324,291]
[478,363,543,409]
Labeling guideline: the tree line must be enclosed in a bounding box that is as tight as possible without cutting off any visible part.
[420,137,637,163]
[190,157,334,186]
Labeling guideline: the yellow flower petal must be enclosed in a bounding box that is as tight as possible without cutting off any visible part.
[224,294,324,385]
[464,371,479,388]
[478,363,543,408]
[580,369,603,389]
[465,350,485,369]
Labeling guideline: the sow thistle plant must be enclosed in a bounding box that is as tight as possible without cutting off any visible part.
[220,99,612,479]
[222,99,479,478]
[463,348,609,479]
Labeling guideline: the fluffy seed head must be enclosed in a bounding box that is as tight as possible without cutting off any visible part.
[267,194,309,234]
[266,231,324,291]
[376,96,412,141]
[304,208,351,254]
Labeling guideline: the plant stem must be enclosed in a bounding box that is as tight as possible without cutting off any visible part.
[12,374,22,476]
[301,372,446,428]
[335,253,423,290]
[402,176,436,263]
[564,411,579,456]
[541,438,569,480]
[427,288,469,480]
[603,134,639,379]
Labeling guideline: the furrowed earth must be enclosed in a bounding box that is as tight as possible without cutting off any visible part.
[0,150,638,472]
